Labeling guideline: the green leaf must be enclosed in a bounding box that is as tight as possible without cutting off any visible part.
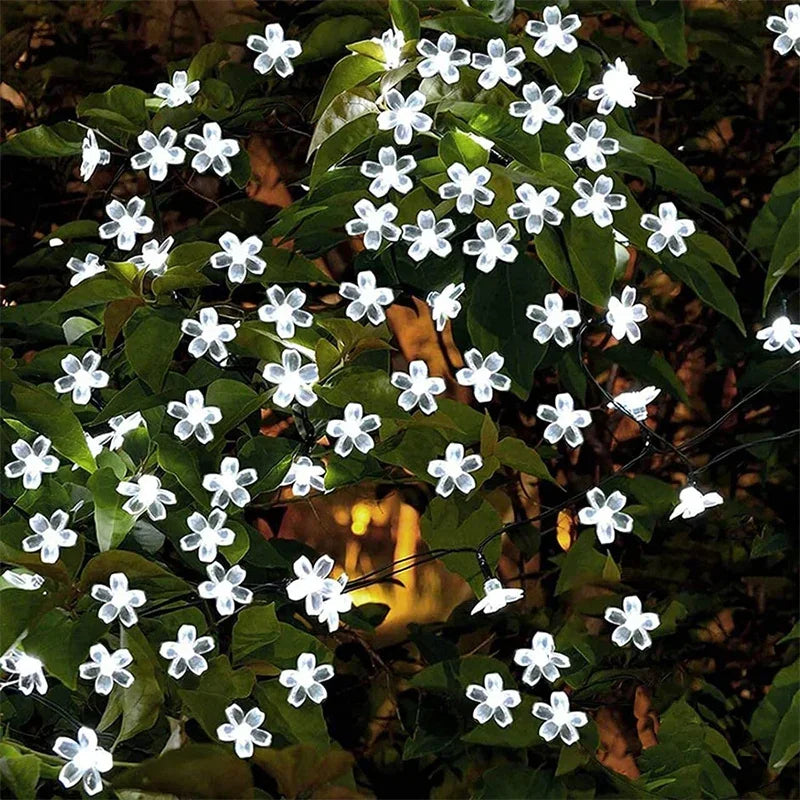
[0,750,40,800]
[747,168,799,252]
[188,42,229,81]
[771,689,800,770]
[253,683,330,748]
[300,15,374,64]
[309,87,378,155]
[389,0,420,39]
[51,275,135,313]
[124,306,184,391]
[77,85,149,134]
[116,625,165,743]
[231,604,281,663]
[0,121,85,157]
[603,343,689,403]
[690,232,739,276]
[495,437,555,483]
[155,434,207,506]
[0,587,57,655]
[438,129,489,170]
[238,435,297,495]
[205,379,265,435]
[607,0,687,66]
[554,530,607,594]
[261,246,336,284]
[80,550,191,601]
[88,466,136,551]
[562,216,616,306]
[313,55,383,121]
[763,197,800,313]
[420,12,504,40]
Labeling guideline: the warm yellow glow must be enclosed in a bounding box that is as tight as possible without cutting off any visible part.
[557,510,574,551]
[351,502,372,535]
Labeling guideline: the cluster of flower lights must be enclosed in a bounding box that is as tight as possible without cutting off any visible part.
[3,7,799,792]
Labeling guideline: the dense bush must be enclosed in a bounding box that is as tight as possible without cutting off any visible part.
[0,1,798,798]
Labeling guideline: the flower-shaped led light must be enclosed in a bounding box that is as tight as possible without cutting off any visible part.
[572,176,627,228]
[565,120,619,172]
[391,360,446,415]
[159,624,214,679]
[258,285,313,339]
[279,652,335,707]
[130,127,185,181]
[78,644,134,696]
[427,442,483,498]
[67,252,106,285]
[53,727,112,796]
[54,350,109,406]
[438,163,494,215]
[402,209,455,261]
[281,456,326,497]
[463,221,518,273]
[166,389,221,443]
[181,509,235,563]
[606,285,648,343]
[578,487,633,544]
[247,23,301,77]
[262,348,319,408]
[507,183,563,234]
[198,562,253,617]
[514,632,570,686]
[417,33,470,83]
[756,316,800,353]
[287,554,335,615]
[203,457,258,509]
[22,509,77,564]
[339,270,394,324]
[640,202,696,257]
[317,575,352,632]
[91,572,146,627]
[767,5,800,56]
[326,403,381,457]
[0,649,48,695]
[526,292,581,347]
[4,436,60,490]
[604,595,660,650]
[427,282,465,332]
[185,122,240,177]
[80,129,110,182]
[669,486,723,521]
[117,475,176,521]
[181,307,237,363]
[537,393,591,447]
[607,386,661,422]
[456,348,511,402]
[99,196,154,251]
[345,199,401,250]
[101,412,146,451]
[210,231,265,284]
[360,146,416,197]
[471,577,524,615]
[466,673,521,728]
[532,691,588,745]
[471,38,524,89]
[217,704,272,759]
[587,58,639,115]
[377,88,432,146]
[130,235,174,277]
[154,69,199,108]
[373,27,406,69]
[509,82,564,136]
[2,570,44,591]
[525,5,581,56]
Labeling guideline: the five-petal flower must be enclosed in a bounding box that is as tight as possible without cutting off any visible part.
[640,202,696,257]
[0,649,48,695]
[463,220,518,273]
[67,252,106,285]
[281,456,327,497]
[456,348,511,402]
[22,509,77,564]
[345,199,401,250]
[130,235,173,276]
[91,572,146,627]
[360,146,416,197]
[526,292,581,347]
[606,285,648,343]
[669,486,723,520]
[571,175,627,228]
[117,475,176,521]
[438,163,494,214]
[427,442,483,498]
[471,38,524,89]
[185,122,240,177]
[525,5,581,56]
[514,632,570,686]
[416,33,470,83]
[167,389,222,443]
[287,555,335,615]
[258,285,313,339]
[78,644,134,696]
[564,120,619,172]
[756,315,800,353]
[247,23,302,77]
[604,595,660,650]
[326,403,381,457]
[391,360,446,415]
[210,231,265,283]
[101,412,146,451]
[154,70,199,108]
[181,307,237,363]
[181,509,236,563]
[427,282,465,331]
[279,652,334,707]
[198,562,253,616]
[53,727,112,796]
[80,129,110,182]
[263,348,319,408]
[402,209,455,261]
[4,436,60,490]
[537,393,592,447]
[377,89,432,145]
[130,127,185,181]
[507,183,563,234]
[509,82,564,135]
[317,574,352,632]
[587,58,639,115]
[767,5,800,56]
[578,487,633,544]
[217,704,273,759]
[99,196,154,251]
[532,691,588,745]
[339,270,395,325]
[471,577,524,615]
[466,673,521,728]
[607,386,661,422]
[159,624,214,679]
[54,350,109,405]
[203,457,258,509]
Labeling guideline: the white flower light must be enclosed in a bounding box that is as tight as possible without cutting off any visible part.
[578,487,633,545]
[258,285,313,339]
[185,122,240,177]
[345,199,401,250]
[587,58,640,115]
[181,307,237,363]
[210,231,265,284]
[181,509,235,563]
[756,316,800,353]
[514,632,570,686]
[604,595,660,650]
[572,176,627,228]
[79,129,110,182]
[287,555,335,615]
[402,209,455,261]
[2,570,44,590]
[470,577,524,615]
[116,475,176,521]
[360,147,416,197]
[67,252,106,285]
[217,704,272,759]
[417,33,470,83]
[53,727,112,796]
[606,285,648,343]
[640,202,696,257]
[0,649,47,695]
[377,88,432,146]
[159,624,214,679]
[456,348,511,402]
[101,412,146,451]
[532,691,588,745]
[607,386,661,422]
[247,23,301,77]
[669,486,723,521]
[339,270,395,325]
[198,562,253,617]
[767,5,800,56]
[280,456,326,497]
[262,348,319,408]
[537,393,592,447]
[54,350,109,406]
[203,457,258,509]
[325,402,381,457]
[166,389,221,443]
[130,127,185,181]
[154,69,199,108]
[526,292,581,347]
[427,282,465,332]
[98,196,154,251]
[565,120,619,172]
[4,436,60,490]
[463,221,518,273]
[438,163,494,215]
[471,38,524,90]
[22,509,77,564]
[391,360,445,415]
[278,652,334,707]
[130,235,174,277]
[508,82,564,136]
[427,442,483,498]
[317,574,352,632]
[507,183,563,234]
[373,27,406,69]
[90,572,146,627]
[78,644,134,696]
[466,673,521,728]
[525,5,581,56]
